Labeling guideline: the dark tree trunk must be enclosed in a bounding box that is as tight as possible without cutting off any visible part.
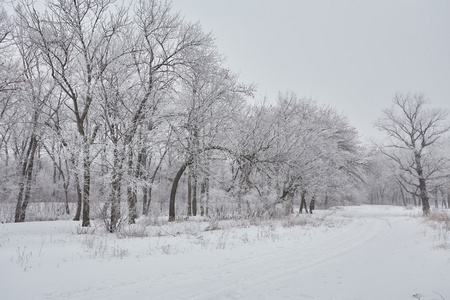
[73,170,82,221]
[200,180,204,217]
[52,160,58,200]
[279,185,294,215]
[82,142,91,227]
[15,180,26,222]
[414,151,430,215]
[63,181,70,215]
[15,138,33,222]
[143,152,153,217]
[140,148,149,215]
[127,187,138,224]
[446,192,450,209]
[15,135,38,223]
[192,170,198,216]
[299,190,308,214]
[127,148,138,224]
[144,178,156,217]
[187,167,192,216]
[200,177,208,217]
[169,161,190,222]
[110,146,122,232]
[205,177,209,216]
[419,178,430,215]
[309,196,315,214]
[237,178,244,214]
[433,189,438,209]
[442,192,450,209]
[142,186,149,215]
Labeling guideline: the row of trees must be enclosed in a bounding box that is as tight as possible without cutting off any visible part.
[0,0,369,229]
[1,0,448,228]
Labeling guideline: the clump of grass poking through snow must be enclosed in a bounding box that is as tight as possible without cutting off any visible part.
[204,219,220,231]
[425,210,450,250]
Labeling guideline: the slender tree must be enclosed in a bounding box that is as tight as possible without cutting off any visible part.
[12,13,57,222]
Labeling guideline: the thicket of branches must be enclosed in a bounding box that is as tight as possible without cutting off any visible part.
[1,0,448,228]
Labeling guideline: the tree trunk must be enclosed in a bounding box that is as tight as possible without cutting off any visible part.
[414,151,430,215]
[400,187,407,207]
[169,161,190,222]
[144,181,155,217]
[187,167,192,216]
[143,152,153,217]
[200,180,205,217]
[73,169,83,221]
[127,187,138,224]
[19,142,36,222]
[237,178,243,214]
[127,148,138,224]
[299,190,308,214]
[445,192,450,209]
[15,138,33,222]
[433,189,439,209]
[284,192,294,215]
[192,169,198,216]
[110,146,122,232]
[60,159,70,215]
[82,141,91,227]
[418,178,430,215]
[139,147,149,215]
[15,178,27,222]
[63,181,70,215]
[15,135,37,223]
[309,195,315,214]
[446,192,450,209]
[52,160,58,200]
[205,177,209,216]
[143,148,167,216]
[142,186,149,215]
[201,176,209,217]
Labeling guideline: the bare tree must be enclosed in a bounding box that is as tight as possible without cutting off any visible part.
[376,93,450,215]
[0,6,19,201]
[16,0,127,226]
[115,0,213,225]
[166,52,253,221]
[9,9,61,222]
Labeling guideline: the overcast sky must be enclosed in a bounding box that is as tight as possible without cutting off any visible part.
[171,0,450,141]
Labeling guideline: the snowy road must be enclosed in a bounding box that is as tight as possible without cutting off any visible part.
[153,216,391,300]
[2,206,450,300]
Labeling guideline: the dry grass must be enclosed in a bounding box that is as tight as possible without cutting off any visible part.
[425,210,450,250]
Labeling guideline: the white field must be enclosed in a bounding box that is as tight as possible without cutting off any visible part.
[1,205,449,300]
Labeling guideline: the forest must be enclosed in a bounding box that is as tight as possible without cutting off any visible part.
[1,0,450,231]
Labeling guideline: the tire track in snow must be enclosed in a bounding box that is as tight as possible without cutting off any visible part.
[43,215,392,300]
[169,216,392,300]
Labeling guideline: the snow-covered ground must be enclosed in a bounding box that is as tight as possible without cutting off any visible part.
[1,205,449,300]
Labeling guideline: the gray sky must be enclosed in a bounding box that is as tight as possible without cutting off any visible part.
[171,0,450,141]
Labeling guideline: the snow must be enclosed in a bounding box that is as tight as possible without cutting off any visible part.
[1,205,449,300]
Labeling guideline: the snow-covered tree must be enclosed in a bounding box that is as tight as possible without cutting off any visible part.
[167,45,253,221]
[376,93,450,215]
